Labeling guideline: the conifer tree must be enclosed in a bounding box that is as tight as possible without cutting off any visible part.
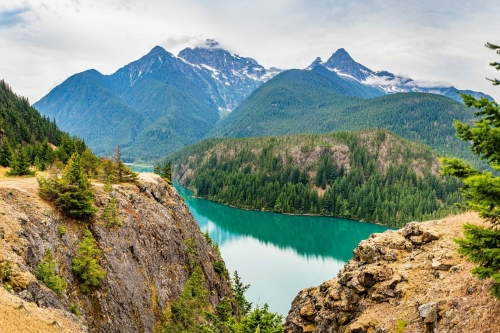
[441,42,500,299]
[111,146,138,183]
[72,230,106,292]
[38,152,97,219]
[161,161,172,183]
[6,146,36,176]
[0,137,13,167]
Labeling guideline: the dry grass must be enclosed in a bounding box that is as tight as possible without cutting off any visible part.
[355,212,500,333]
[0,289,86,333]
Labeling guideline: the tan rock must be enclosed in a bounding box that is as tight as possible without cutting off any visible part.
[300,301,316,319]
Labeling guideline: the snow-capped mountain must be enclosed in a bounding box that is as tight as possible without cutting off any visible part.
[108,40,280,111]
[179,39,281,110]
[307,48,492,102]
[33,40,281,160]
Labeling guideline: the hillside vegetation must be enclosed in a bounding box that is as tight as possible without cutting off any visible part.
[170,129,463,226]
[209,70,477,162]
[0,80,87,171]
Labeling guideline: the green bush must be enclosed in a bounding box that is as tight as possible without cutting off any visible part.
[212,260,226,276]
[162,266,209,333]
[36,249,67,296]
[103,197,121,228]
[72,230,106,292]
[70,303,81,318]
[57,225,66,236]
[38,152,97,219]
[1,260,13,281]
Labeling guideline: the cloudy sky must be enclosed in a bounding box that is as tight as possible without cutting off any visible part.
[1,0,500,103]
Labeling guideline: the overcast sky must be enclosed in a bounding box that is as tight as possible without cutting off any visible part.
[1,0,500,103]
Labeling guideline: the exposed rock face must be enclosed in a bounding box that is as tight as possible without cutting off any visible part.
[0,174,232,333]
[283,214,500,333]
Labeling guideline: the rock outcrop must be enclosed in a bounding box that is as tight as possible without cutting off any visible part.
[284,213,500,333]
[0,173,232,333]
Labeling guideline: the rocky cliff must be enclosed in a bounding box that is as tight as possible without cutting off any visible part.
[283,212,500,333]
[0,173,232,333]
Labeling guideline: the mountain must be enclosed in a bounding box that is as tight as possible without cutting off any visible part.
[309,48,493,102]
[34,43,490,162]
[208,68,477,161]
[169,129,463,226]
[179,39,282,110]
[34,40,280,161]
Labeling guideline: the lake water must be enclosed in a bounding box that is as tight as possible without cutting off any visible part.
[130,167,392,316]
[173,182,391,317]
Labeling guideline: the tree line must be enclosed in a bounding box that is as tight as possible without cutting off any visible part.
[171,130,464,226]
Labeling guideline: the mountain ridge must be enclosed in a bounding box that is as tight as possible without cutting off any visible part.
[33,42,492,162]
[309,48,492,102]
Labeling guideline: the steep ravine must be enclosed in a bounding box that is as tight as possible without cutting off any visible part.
[283,212,500,333]
[0,174,232,333]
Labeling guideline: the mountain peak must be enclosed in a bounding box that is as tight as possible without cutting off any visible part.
[321,48,372,81]
[150,45,168,54]
[330,48,355,64]
[307,57,323,70]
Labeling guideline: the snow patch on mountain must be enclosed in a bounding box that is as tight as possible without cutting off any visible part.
[307,48,492,102]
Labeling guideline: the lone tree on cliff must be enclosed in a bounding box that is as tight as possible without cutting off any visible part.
[38,152,97,219]
[441,42,500,298]
[111,146,138,183]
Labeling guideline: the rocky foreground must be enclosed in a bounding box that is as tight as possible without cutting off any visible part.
[0,174,231,333]
[284,212,500,333]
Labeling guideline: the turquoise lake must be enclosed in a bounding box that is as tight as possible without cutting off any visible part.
[130,167,392,316]
[173,182,391,317]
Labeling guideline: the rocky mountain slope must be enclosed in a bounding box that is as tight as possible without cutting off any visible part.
[283,212,500,333]
[308,48,492,102]
[0,173,232,333]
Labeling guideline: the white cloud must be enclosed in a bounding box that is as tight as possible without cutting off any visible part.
[1,0,500,102]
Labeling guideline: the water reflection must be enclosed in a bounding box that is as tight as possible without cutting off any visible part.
[174,182,392,316]
[176,183,389,262]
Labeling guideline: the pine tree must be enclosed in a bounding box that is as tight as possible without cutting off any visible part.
[6,146,36,176]
[38,152,97,219]
[36,249,67,296]
[111,146,138,183]
[0,137,13,167]
[441,42,500,299]
[161,161,172,183]
[72,230,106,292]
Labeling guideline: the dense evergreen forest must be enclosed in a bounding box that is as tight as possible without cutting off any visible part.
[0,80,88,171]
[170,129,463,226]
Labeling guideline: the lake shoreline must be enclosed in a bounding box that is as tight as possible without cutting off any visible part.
[175,181,398,229]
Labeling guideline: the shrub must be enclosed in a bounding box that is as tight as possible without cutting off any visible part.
[103,197,121,228]
[36,249,67,296]
[1,260,13,281]
[70,303,81,318]
[72,230,106,292]
[57,225,66,236]
[212,260,226,276]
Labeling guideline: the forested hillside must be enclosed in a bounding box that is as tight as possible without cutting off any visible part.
[209,72,477,162]
[0,80,86,170]
[170,129,463,226]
